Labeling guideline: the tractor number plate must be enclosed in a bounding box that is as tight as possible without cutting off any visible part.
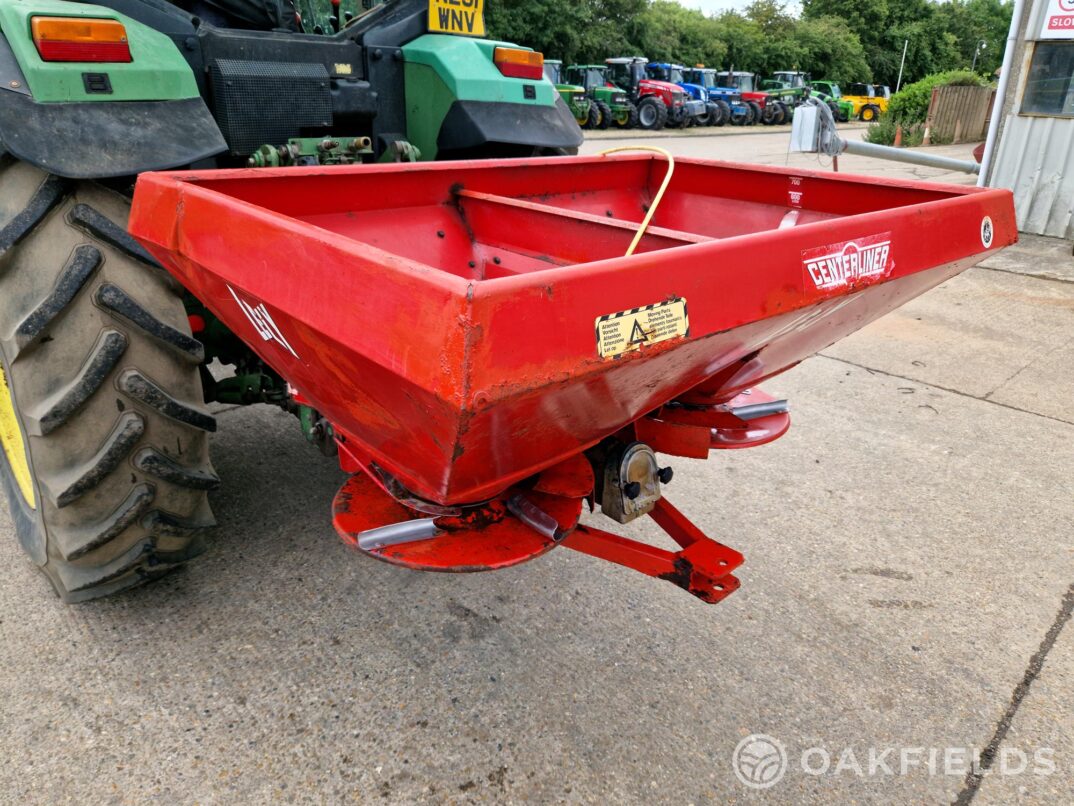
[428,0,486,36]
[595,298,689,359]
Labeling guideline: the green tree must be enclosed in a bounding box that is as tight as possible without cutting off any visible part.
[794,16,871,83]
[728,4,869,80]
[744,0,797,36]
[485,0,646,65]
[802,0,888,36]
[710,11,766,73]
[631,1,727,67]
[935,0,1012,76]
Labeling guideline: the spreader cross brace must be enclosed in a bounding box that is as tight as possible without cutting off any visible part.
[562,498,743,603]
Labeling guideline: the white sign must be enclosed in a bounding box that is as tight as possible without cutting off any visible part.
[1041,0,1074,39]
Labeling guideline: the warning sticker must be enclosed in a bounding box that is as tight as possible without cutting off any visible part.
[595,298,689,359]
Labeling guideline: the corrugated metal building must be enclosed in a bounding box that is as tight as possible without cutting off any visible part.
[988,0,1074,239]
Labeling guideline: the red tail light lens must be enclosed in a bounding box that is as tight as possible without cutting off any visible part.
[31,16,132,63]
[493,47,543,80]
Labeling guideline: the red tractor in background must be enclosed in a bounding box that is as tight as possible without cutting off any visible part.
[715,71,786,125]
[605,57,694,130]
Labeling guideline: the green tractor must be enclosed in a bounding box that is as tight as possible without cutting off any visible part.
[544,58,602,129]
[0,0,582,602]
[762,71,812,120]
[566,64,637,129]
[806,79,854,123]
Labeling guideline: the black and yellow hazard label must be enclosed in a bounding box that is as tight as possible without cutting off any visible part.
[428,0,485,36]
[595,298,689,359]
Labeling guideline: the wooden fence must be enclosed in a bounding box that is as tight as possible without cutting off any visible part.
[924,85,996,144]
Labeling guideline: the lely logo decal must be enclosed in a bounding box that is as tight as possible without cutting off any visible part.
[227,285,300,359]
[803,233,893,292]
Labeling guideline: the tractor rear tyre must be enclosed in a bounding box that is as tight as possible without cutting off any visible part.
[713,100,730,127]
[612,103,638,129]
[0,160,216,602]
[636,97,668,131]
[595,101,613,130]
[860,104,880,122]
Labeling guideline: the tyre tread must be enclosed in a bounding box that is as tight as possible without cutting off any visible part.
[34,329,128,436]
[96,283,204,363]
[119,369,217,433]
[14,245,102,352]
[51,410,145,508]
[67,203,160,267]
[59,482,155,561]
[0,165,215,602]
[134,446,220,490]
[0,175,69,259]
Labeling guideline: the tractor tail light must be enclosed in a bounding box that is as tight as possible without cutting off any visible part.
[493,47,543,80]
[31,16,132,63]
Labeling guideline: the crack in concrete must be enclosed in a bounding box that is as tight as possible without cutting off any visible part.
[976,263,1074,286]
[817,354,1074,427]
[952,582,1074,804]
[982,332,1074,401]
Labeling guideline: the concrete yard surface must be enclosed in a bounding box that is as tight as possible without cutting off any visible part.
[581,122,982,185]
[1,127,1072,804]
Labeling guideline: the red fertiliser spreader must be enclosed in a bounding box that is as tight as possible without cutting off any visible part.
[129,153,1015,604]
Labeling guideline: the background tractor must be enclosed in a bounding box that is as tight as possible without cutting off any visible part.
[565,64,637,129]
[0,0,581,602]
[644,62,715,126]
[544,59,602,129]
[682,66,751,126]
[809,79,854,122]
[761,71,812,120]
[714,71,777,125]
[842,82,885,121]
[605,56,690,130]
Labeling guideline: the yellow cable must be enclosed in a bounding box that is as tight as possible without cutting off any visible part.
[596,146,675,256]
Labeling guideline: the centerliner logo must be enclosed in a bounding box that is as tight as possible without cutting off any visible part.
[803,232,893,292]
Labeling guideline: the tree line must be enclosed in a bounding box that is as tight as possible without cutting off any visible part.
[485,0,1012,86]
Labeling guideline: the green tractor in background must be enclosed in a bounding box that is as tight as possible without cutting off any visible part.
[566,64,637,129]
[762,71,812,120]
[0,0,582,602]
[805,79,854,123]
[544,59,603,129]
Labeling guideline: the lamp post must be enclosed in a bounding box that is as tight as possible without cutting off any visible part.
[896,39,909,92]
[972,39,987,72]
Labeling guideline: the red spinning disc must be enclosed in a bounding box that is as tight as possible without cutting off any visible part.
[332,472,584,572]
